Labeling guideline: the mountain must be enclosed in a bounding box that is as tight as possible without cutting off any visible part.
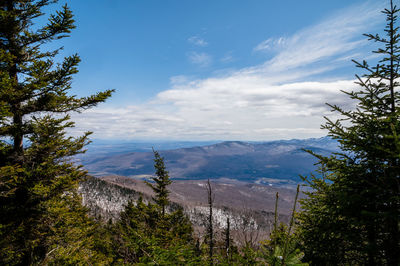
[80,140,220,156]
[79,137,338,186]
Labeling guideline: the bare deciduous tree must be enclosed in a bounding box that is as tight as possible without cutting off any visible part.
[206,179,214,265]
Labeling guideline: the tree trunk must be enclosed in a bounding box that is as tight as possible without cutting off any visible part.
[6,1,24,161]
[207,179,214,265]
[225,217,230,261]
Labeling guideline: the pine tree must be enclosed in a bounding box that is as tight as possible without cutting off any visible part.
[0,1,113,264]
[260,186,306,266]
[146,149,172,217]
[113,154,197,264]
[145,149,194,247]
[113,198,154,264]
[298,1,400,264]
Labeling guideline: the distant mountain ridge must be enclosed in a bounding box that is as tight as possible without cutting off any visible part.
[80,137,338,185]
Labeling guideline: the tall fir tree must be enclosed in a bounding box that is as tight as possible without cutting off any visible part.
[112,152,197,264]
[0,0,113,264]
[146,149,172,217]
[298,1,400,265]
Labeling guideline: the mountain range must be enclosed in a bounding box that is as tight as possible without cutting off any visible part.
[78,137,339,187]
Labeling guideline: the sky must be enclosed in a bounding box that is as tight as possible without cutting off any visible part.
[44,0,387,141]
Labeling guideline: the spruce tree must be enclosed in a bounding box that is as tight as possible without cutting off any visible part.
[146,149,172,216]
[113,153,196,264]
[0,1,113,264]
[298,1,400,265]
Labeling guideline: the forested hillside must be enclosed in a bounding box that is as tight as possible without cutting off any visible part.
[79,175,294,230]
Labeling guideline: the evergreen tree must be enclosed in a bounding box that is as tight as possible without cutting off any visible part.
[146,149,172,217]
[39,191,112,264]
[259,185,306,266]
[113,198,197,265]
[0,1,113,264]
[112,152,197,264]
[112,198,155,264]
[298,1,400,264]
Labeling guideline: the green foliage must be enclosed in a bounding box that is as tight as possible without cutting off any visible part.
[40,192,112,265]
[297,1,400,265]
[146,149,172,216]
[262,245,307,266]
[110,152,198,264]
[257,185,307,266]
[259,225,307,266]
[111,198,198,265]
[0,1,112,264]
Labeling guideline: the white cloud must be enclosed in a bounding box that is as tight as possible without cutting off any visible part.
[72,78,357,140]
[187,51,212,67]
[72,1,384,141]
[263,2,383,72]
[254,37,286,52]
[188,36,208,47]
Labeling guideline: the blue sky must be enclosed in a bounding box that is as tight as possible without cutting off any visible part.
[46,0,387,140]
